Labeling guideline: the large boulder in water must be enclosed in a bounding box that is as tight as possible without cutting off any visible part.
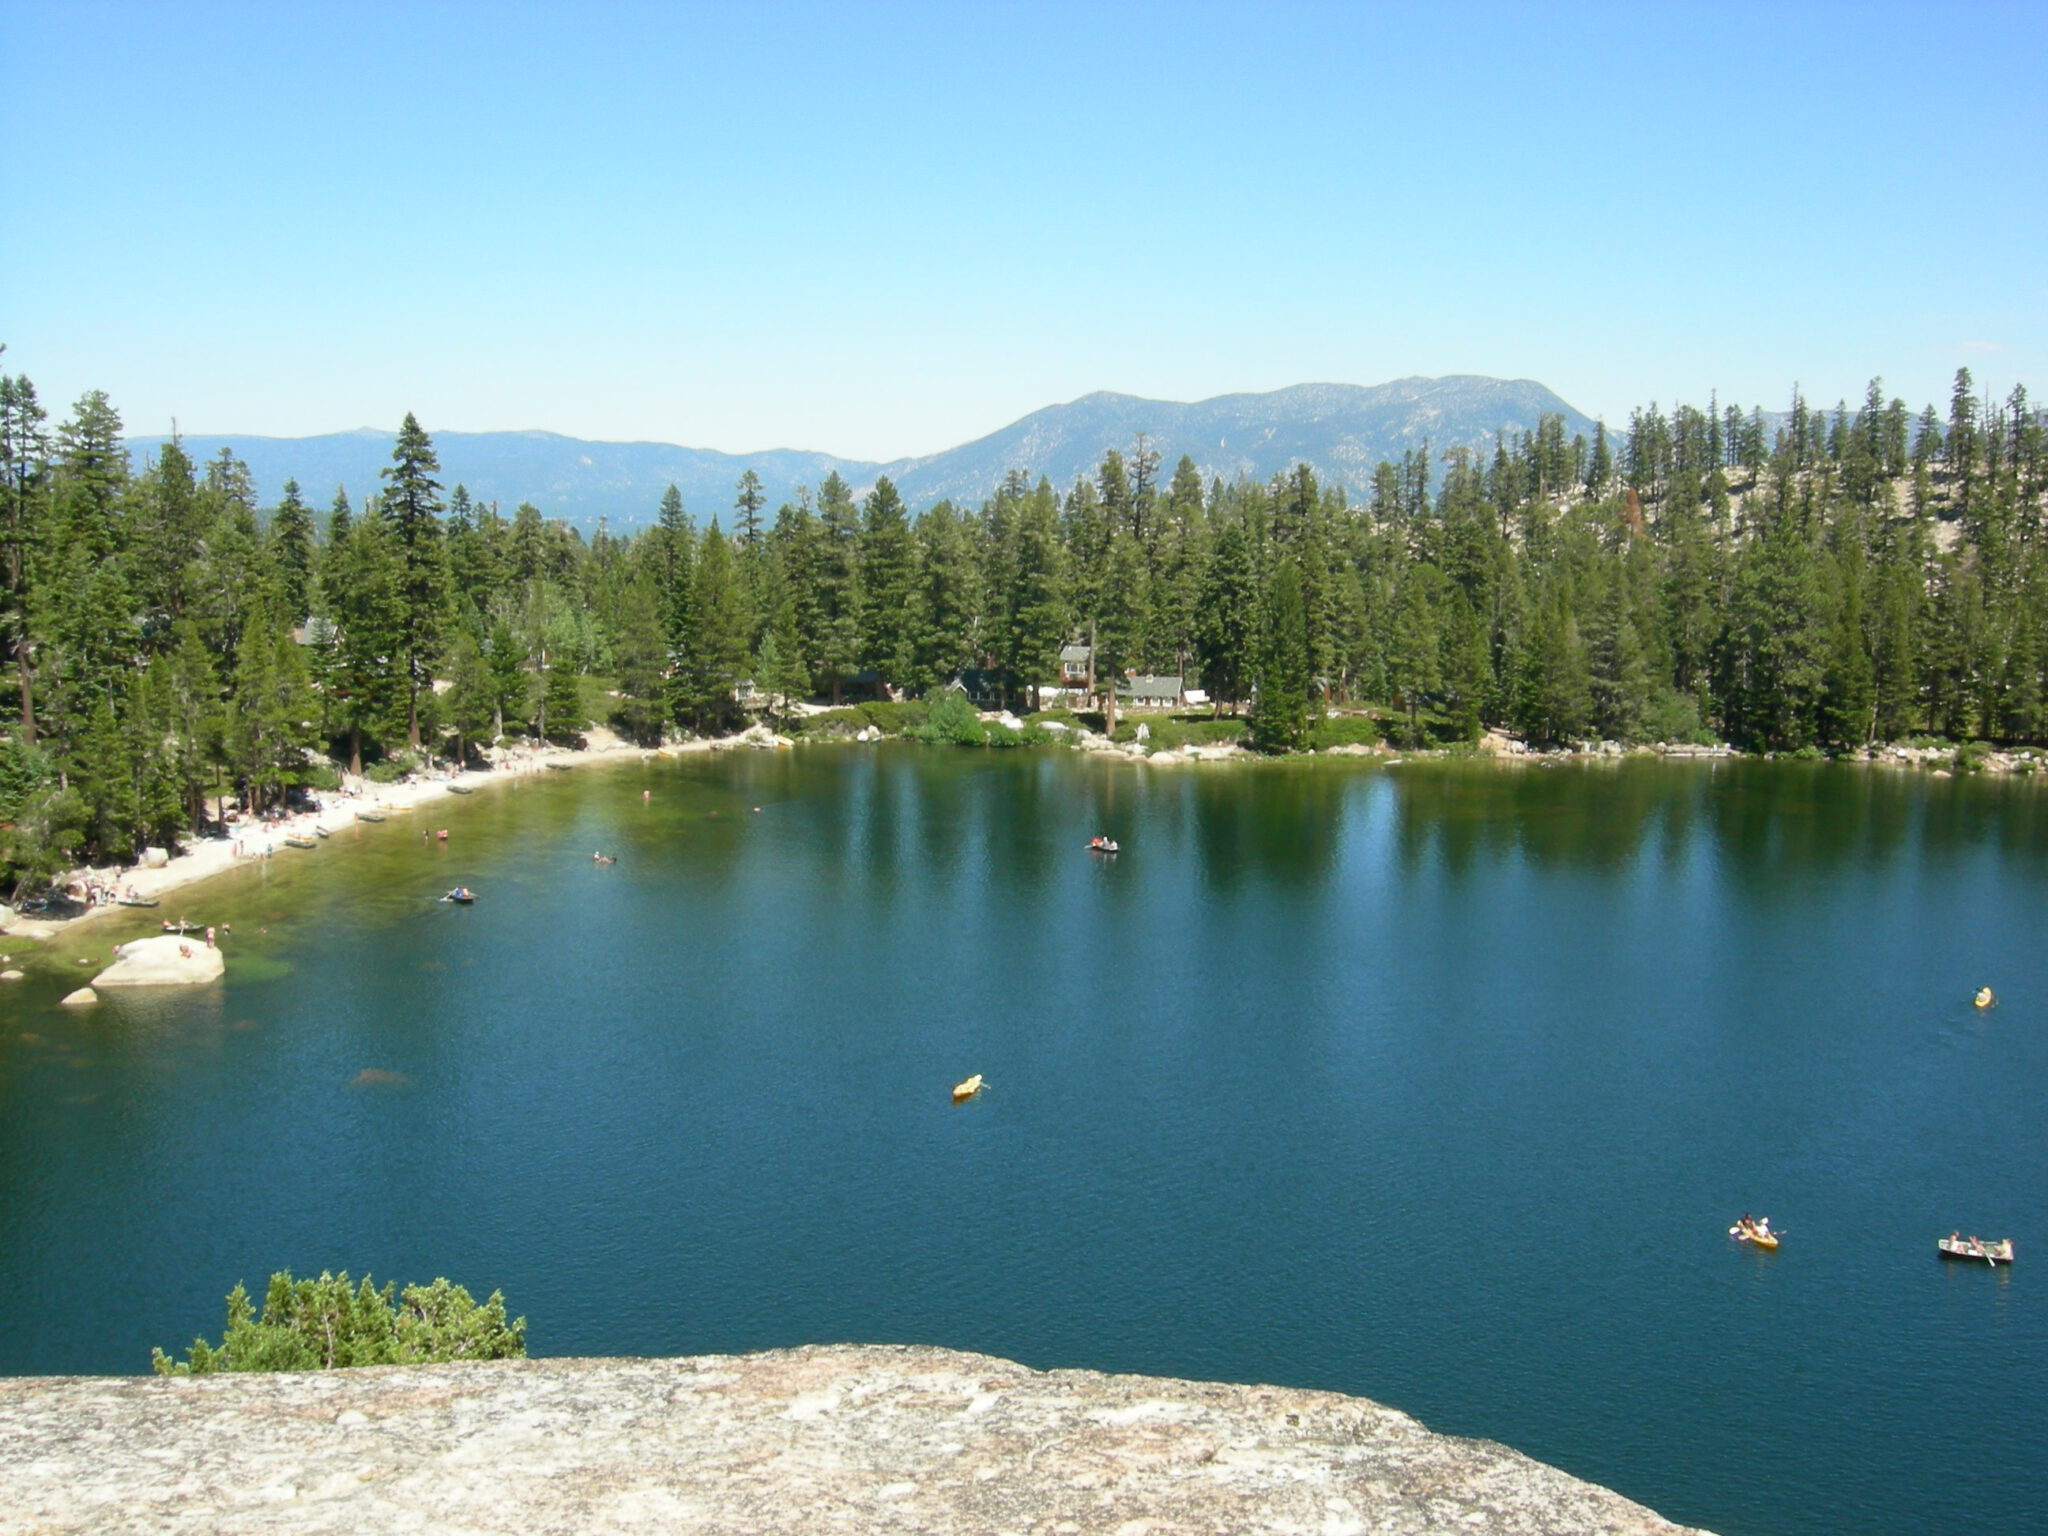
[92,934,224,987]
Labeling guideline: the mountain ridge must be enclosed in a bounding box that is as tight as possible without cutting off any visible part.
[127,375,1607,527]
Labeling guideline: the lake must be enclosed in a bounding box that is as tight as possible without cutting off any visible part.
[2,748,2043,1535]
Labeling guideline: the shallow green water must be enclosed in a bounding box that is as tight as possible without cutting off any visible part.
[2,749,2044,1535]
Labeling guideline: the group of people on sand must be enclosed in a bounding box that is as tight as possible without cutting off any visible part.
[69,875,137,908]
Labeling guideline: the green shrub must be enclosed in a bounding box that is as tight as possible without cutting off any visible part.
[1112,714,1248,750]
[914,689,991,745]
[1954,740,1991,773]
[1308,713,1387,751]
[305,764,342,792]
[152,1270,524,1375]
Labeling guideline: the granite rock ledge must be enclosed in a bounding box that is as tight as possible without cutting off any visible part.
[0,1343,1710,1534]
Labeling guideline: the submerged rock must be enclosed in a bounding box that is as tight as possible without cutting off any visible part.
[91,934,224,988]
[0,1344,1707,1534]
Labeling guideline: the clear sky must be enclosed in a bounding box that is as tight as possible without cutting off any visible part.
[2,1,2042,457]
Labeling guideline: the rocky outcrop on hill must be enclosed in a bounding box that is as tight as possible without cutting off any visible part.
[0,1344,1706,1534]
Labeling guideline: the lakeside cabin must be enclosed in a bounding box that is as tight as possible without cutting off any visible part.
[1116,675,1189,710]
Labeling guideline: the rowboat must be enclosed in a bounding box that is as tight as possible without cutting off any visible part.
[356,810,385,823]
[1939,1236,2014,1265]
[314,826,331,839]
[441,887,475,905]
[283,836,317,850]
[161,919,201,935]
[951,1073,985,1103]
[1087,836,1119,854]
[448,783,474,794]
[545,761,573,771]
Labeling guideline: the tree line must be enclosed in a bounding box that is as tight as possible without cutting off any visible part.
[0,357,2043,886]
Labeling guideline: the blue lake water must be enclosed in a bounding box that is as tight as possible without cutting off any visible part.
[2,749,2044,1534]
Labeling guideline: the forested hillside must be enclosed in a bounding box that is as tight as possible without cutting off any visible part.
[0,363,2042,889]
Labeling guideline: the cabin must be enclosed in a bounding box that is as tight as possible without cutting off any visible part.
[1116,675,1186,709]
[838,669,899,703]
[943,668,1004,708]
[1059,642,1093,685]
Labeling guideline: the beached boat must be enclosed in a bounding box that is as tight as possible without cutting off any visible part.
[545,761,573,771]
[951,1073,985,1103]
[1939,1236,2014,1265]
[116,894,159,908]
[447,783,474,794]
[283,835,317,850]
[314,826,331,839]
[356,810,385,823]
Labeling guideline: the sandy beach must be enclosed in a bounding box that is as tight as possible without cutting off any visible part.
[3,727,790,946]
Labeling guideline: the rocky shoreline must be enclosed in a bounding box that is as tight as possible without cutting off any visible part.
[0,1344,1707,1535]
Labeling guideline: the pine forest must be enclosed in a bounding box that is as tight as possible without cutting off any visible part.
[1,366,2045,889]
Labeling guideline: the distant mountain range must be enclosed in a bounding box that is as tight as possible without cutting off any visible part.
[128,376,1606,528]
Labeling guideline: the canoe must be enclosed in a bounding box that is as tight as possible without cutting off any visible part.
[951,1073,985,1103]
[448,783,474,794]
[283,836,317,850]
[116,895,159,908]
[356,810,385,823]
[1939,1237,2014,1265]
[545,761,573,771]
[314,826,331,839]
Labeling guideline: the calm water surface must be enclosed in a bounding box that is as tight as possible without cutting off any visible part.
[2,750,2044,1535]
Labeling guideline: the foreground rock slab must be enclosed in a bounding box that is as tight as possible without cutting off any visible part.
[0,1344,1706,1534]
[90,933,224,987]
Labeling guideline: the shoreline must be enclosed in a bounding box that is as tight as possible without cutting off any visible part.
[9,724,2036,953]
[6,727,783,946]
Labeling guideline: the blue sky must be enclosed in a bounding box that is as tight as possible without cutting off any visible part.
[2,1,2042,457]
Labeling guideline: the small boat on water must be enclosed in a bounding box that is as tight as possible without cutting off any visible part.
[1087,836,1120,854]
[161,919,201,934]
[357,810,386,823]
[440,887,475,905]
[283,835,317,850]
[116,894,159,908]
[314,826,331,839]
[1940,1235,2014,1265]
[951,1073,985,1103]
[1974,986,1995,1009]
[1730,1217,1780,1250]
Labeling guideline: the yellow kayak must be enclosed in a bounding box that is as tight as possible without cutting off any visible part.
[951,1074,984,1103]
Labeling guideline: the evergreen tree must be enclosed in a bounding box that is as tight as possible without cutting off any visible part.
[1249,562,1310,753]
[858,476,917,685]
[270,478,317,620]
[379,413,448,751]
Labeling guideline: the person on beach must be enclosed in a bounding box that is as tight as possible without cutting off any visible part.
[204,926,215,948]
